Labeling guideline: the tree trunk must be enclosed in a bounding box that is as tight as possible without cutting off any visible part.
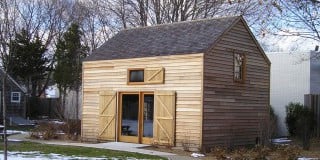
[2,72,8,160]
[61,87,67,120]
[31,79,37,97]
[152,0,161,24]
[26,78,31,117]
[56,86,66,120]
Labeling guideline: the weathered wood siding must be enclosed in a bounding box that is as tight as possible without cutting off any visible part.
[0,74,26,117]
[202,20,270,149]
[82,53,203,150]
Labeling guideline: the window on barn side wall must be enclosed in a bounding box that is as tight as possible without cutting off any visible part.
[234,53,246,82]
[11,92,21,103]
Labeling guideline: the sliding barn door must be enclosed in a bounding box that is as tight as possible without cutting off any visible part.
[98,91,116,141]
[153,90,176,146]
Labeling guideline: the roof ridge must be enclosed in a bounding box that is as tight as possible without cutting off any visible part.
[122,15,241,32]
[85,15,244,61]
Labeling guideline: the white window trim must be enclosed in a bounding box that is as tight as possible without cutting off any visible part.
[11,92,21,103]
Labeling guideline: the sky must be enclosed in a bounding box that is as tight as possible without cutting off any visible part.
[258,34,318,53]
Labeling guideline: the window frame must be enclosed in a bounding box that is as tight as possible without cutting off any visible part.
[11,92,21,103]
[127,68,145,85]
[233,52,246,83]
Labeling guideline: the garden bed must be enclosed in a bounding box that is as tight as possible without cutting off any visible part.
[145,138,320,159]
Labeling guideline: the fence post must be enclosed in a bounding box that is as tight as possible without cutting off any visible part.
[304,94,320,137]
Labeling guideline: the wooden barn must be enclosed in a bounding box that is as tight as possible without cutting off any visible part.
[81,16,270,151]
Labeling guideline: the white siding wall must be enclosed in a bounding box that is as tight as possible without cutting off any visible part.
[267,52,310,136]
[310,51,320,94]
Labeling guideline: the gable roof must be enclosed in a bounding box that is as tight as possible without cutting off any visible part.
[85,16,241,61]
[0,68,27,93]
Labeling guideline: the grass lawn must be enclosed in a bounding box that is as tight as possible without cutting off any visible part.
[0,141,166,159]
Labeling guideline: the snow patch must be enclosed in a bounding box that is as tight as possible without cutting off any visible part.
[191,153,205,158]
[0,151,143,160]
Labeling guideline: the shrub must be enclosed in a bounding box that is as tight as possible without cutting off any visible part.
[296,107,315,150]
[60,119,81,140]
[285,102,305,136]
[285,102,315,150]
[30,120,81,141]
[30,122,59,140]
[252,145,271,160]
[276,145,301,160]
[211,147,228,159]
[269,106,278,136]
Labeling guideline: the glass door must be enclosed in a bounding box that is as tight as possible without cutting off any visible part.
[118,92,154,144]
[141,94,154,144]
[119,93,140,143]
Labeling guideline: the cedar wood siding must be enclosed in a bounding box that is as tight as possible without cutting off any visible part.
[82,53,203,150]
[202,20,270,149]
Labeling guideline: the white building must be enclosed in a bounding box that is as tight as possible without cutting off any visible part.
[267,51,320,136]
[45,85,60,98]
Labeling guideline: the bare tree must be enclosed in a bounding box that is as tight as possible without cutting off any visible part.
[257,0,320,43]
[0,0,19,159]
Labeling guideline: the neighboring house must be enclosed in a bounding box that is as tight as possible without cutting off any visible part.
[0,68,27,119]
[267,51,320,136]
[82,16,270,151]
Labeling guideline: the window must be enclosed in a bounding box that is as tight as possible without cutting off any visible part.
[11,92,21,103]
[127,67,165,85]
[234,53,246,82]
[128,69,144,83]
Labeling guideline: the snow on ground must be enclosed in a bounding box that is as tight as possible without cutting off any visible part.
[271,138,292,144]
[0,151,141,160]
[7,130,26,134]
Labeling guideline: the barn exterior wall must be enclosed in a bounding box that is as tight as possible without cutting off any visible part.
[202,20,270,150]
[82,53,204,150]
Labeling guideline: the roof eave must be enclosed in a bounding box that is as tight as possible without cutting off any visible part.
[0,68,27,93]
[238,17,271,66]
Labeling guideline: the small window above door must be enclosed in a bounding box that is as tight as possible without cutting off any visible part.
[128,69,145,84]
[129,69,144,82]
[127,67,164,85]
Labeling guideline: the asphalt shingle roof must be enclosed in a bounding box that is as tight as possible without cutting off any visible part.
[85,16,240,61]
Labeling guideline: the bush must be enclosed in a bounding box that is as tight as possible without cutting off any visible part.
[285,102,305,136]
[285,102,315,150]
[30,122,59,140]
[269,105,278,138]
[30,120,81,141]
[296,108,315,150]
[276,145,301,160]
[60,119,81,140]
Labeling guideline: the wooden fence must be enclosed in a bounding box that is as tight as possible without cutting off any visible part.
[28,89,81,120]
[304,94,320,137]
[29,97,59,119]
